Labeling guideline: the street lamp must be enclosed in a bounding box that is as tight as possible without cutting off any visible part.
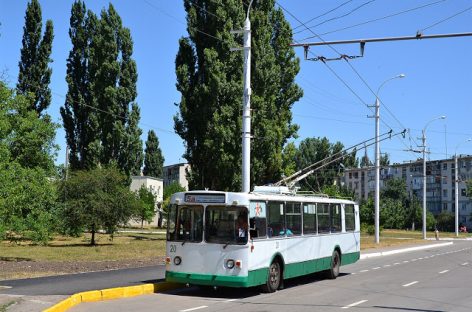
[373,74,405,244]
[421,115,446,239]
[454,138,471,236]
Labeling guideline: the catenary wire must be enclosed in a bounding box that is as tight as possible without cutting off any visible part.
[292,0,354,31]
[419,5,472,33]
[293,0,376,35]
[299,0,448,40]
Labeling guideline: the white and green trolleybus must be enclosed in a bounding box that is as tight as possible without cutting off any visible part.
[165,186,360,292]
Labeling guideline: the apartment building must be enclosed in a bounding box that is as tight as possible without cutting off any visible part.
[342,155,472,227]
[163,163,190,190]
[129,175,164,227]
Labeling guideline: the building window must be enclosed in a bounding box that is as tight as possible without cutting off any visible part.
[443,189,448,198]
[462,203,467,211]
[349,172,352,179]
[443,163,447,170]
[443,203,448,211]
[462,189,467,196]
[354,172,358,179]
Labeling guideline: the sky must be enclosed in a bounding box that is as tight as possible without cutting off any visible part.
[0,0,471,168]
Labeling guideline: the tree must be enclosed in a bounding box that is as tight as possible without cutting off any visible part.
[58,166,137,245]
[163,181,186,215]
[281,142,297,178]
[174,0,302,191]
[380,153,390,166]
[133,185,156,228]
[0,81,57,244]
[61,1,142,174]
[143,130,164,178]
[436,211,454,232]
[17,0,54,115]
[294,137,345,191]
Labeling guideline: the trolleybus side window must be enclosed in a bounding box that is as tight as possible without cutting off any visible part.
[303,203,317,234]
[331,203,342,233]
[345,204,355,231]
[249,201,267,239]
[317,203,330,233]
[267,202,285,237]
[286,202,301,236]
[167,205,203,242]
[205,206,248,245]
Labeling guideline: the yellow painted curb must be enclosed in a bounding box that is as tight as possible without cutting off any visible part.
[42,282,183,312]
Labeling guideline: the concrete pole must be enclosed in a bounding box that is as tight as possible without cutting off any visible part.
[422,130,427,240]
[374,97,380,244]
[455,154,459,237]
[241,16,252,193]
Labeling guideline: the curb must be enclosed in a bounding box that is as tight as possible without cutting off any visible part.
[360,241,453,260]
[42,282,182,312]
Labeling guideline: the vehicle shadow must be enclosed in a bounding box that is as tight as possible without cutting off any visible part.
[158,271,351,299]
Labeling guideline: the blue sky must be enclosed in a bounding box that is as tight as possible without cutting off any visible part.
[1,0,471,168]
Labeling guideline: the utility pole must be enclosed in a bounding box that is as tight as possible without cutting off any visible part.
[369,74,404,244]
[231,0,253,193]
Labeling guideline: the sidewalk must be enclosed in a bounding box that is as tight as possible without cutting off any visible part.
[360,239,454,259]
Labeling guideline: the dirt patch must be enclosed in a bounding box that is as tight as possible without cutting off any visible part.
[0,256,166,281]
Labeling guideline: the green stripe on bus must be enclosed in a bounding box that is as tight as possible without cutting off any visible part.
[166,251,360,288]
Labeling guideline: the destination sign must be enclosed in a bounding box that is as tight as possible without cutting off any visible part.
[184,193,226,203]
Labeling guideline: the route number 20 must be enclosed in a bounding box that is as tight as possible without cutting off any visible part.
[169,244,177,253]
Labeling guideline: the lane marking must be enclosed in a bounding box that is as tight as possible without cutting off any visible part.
[372,267,381,270]
[341,300,368,309]
[360,269,369,273]
[393,262,400,265]
[403,281,418,287]
[461,262,468,266]
[0,286,12,289]
[224,299,238,303]
[180,306,208,312]
[383,264,391,267]
[439,270,449,274]
[411,259,418,262]
[403,260,409,263]
[418,257,424,260]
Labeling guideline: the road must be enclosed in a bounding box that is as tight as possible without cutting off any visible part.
[0,265,165,296]
[70,241,472,312]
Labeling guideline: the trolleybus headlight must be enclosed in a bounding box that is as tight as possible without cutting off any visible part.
[174,256,182,265]
[165,257,171,264]
[226,259,235,269]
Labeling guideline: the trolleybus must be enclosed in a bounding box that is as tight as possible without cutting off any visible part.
[165,186,360,292]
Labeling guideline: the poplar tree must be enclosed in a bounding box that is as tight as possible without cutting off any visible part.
[175,0,302,191]
[61,1,141,175]
[17,0,54,115]
[143,130,165,178]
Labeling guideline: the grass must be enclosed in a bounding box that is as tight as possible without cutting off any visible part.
[0,232,166,262]
[361,229,471,250]
[1,229,469,264]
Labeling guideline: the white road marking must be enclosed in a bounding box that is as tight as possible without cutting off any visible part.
[418,257,424,260]
[383,264,391,267]
[403,260,409,263]
[372,267,381,270]
[360,269,369,273]
[439,270,449,274]
[224,299,238,303]
[0,286,12,289]
[341,300,368,309]
[403,281,419,287]
[393,262,400,265]
[461,262,468,266]
[180,306,208,312]
[411,259,418,262]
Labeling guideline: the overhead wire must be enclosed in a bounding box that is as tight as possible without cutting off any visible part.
[299,0,448,40]
[276,1,419,159]
[293,0,376,35]
[292,0,354,31]
[419,5,472,33]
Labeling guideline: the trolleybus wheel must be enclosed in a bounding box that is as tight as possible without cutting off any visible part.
[327,250,340,279]
[261,261,281,293]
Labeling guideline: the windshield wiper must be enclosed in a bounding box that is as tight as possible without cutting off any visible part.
[181,239,187,246]
[223,241,231,249]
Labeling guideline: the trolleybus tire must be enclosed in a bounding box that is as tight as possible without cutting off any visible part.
[261,260,281,293]
[327,250,340,279]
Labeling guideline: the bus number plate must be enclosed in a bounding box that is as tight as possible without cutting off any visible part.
[170,244,177,253]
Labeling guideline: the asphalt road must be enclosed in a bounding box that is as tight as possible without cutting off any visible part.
[69,241,472,312]
[0,265,166,296]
